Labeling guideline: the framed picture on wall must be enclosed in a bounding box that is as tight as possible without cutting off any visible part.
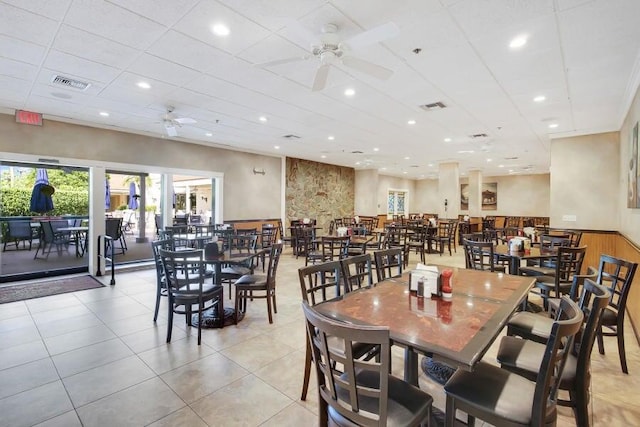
[460,184,469,210]
[482,183,497,210]
[632,121,640,208]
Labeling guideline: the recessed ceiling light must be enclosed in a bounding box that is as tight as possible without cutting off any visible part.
[274,145,280,149]
[487,158,492,162]
[498,164,505,168]
[548,123,559,129]
[380,167,387,171]
[205,132,213,137]
[509,35,528,49]
[428,163,433,167]
[355,161,361,166]
[533,95,546,102]
[327,135,335,140]
[457,150,474,154]
[344,88,355,97]
[137,81,151,89]
[321,155,326,159]
[404,156,410,160]
[373,147,379,152]
[259,116,267,122]
[444,137,452,142]
[99,111,109,117]
[407,119,416,125]
[509,169,514,173]
[403,171,408,174]
[211,23,230,37]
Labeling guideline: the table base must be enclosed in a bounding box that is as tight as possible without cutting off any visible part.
[191,306,244,328]
[421,356,456,385]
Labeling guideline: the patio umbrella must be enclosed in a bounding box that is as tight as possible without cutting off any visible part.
[128,182,138,209]
[105,179,111,210]
[29,168,54,214]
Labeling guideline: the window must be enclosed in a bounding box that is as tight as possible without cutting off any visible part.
[388,190,408,218]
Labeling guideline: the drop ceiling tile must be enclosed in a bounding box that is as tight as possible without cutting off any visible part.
[173,1,271,55]
[0,3,58,46]
[0,34,47,65]
[43,50,120,84]
[107,0,200,26]
[147,31,229,74]
[2,0,73,21]
[63,0,167,49]
[0,56,39,81]
[128,54,201,87]
[52,25,139,69]
[331,0,444,29]
[217,0,325,32]
[236,33,308,66]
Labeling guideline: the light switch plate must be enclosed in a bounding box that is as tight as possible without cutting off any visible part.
[562,214,577,222]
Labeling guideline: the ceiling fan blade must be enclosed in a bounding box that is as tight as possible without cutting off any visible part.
[312,64,330,92]
[256,56,309,68]
[174,117,197,125]
[165,125,178,137]
[342,22,399,50]
[341,56,393,80]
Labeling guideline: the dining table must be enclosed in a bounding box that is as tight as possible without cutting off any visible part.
[493,244,556,275]
[56,226,89,257]
[314,267,535,386]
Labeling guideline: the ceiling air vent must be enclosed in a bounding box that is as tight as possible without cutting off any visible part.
[51,75,91,91]
[471,133,488,138]
[351,150,363,154]
[282,134,301,139]
[419,101,447,111]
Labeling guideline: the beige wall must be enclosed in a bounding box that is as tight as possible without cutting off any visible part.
[620,82,640,243]
[354,169,378,215]
[414,179,440,213]
[0,114,281,220]
[551,132,619,230]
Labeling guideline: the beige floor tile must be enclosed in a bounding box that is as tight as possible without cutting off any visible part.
[0,314,36,333]
[26,293,84,314]
[219,334,296,372]
[160,353,249,403]
[0,358,59,399]
[62,355,156,407]
[43,323,116,355]
[260,402,318,427]
[0,339,49,370]
[0,300,29,321]
[119,323,187,353]
[0,381,73,427]
[51,338,133,378]
[137,337,216,375]
[147,406,208,427]
[32,410,82,427]
[0,322,41,349]
[31,304,93,324]
[35,312,103,339]
[190,375,291,426]
[75,377,185,427]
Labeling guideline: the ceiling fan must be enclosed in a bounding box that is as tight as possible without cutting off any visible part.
[160,106,196,137]
[259,22,399,91]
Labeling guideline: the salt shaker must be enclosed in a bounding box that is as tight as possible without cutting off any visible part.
[417,277,424,298]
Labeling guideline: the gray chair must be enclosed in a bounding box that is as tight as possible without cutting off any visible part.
[444,296,583,427]
[302,302,433,426]
[341,253,374,292]
[105,217,127,254]
[463,239,506,273]
[3,220,33,251]
[151,239,173,322]
[158,248,224,344]
[497,280,610,427]
[34,221,70,259]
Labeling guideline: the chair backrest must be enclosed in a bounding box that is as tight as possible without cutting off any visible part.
[596,254,638,314]
[374,248,403,282]
[151,239,173,283]
[158,248,206,294]
[230,234,258,254]
[299,260,343,304]
[539,234,571,250]
[437,221,455,239]
[573,279,610,383]
[40,221,55,243]
[505,216,520,228]
[105,217,123,239]
[189,214,202,224]
[8,220,32,238]
[531,297,583,425]
[341,254,374,292]
[463,239,498,271]
[383,226,406,248]
[553,246,587,286]
[302,302,392,427]
[261,224,277,247]
[321,236,350,261]
[265,243,283,290]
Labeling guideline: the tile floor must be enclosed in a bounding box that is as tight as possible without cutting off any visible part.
[1,246,639,426]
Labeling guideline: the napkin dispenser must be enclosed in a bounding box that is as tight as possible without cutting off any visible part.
[205,237,221,258]
[508,237,531,252]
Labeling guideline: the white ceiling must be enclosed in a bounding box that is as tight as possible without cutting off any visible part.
[1,0,639,178]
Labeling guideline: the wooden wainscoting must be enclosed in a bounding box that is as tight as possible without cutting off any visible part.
[614,234,640,342]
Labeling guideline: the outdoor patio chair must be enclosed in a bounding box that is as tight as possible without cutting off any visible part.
[3,220,34,251]
[105,217,127,255]
[34,221,70,259]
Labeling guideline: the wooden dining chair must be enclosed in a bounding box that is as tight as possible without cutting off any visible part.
[302,302,433,426]
[340,253,374,291]
[444,297,583,427]
[462,239,506,273]
[497,280,610,427]
[373,248,403,282]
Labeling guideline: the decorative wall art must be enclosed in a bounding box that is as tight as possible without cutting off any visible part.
[629,121,639,208]
[460,182,498,211]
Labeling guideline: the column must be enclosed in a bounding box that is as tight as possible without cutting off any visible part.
[355,169,379,215]
[438,162,460,219]
[88,167,106,276]
[162,173,173,228]
[468,170,482,218]
[136,175,148,243]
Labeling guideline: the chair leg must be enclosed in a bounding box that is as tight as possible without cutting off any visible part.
[571,386,590,427]
[617,321,628,374]
[166,299,174,343]
[266,291,273,324]
[153,287,161,322]
[234,288,241,324]
[197,300,203,345]
[597,326,605,355]
[445,396,456,427]
[301,337,312,400]
[272,290,277,314]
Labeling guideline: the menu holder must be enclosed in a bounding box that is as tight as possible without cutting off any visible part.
[409,267,440,296]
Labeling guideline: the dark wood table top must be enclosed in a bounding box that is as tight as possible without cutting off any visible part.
[315,267,534,370]
[493,244,556,260]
